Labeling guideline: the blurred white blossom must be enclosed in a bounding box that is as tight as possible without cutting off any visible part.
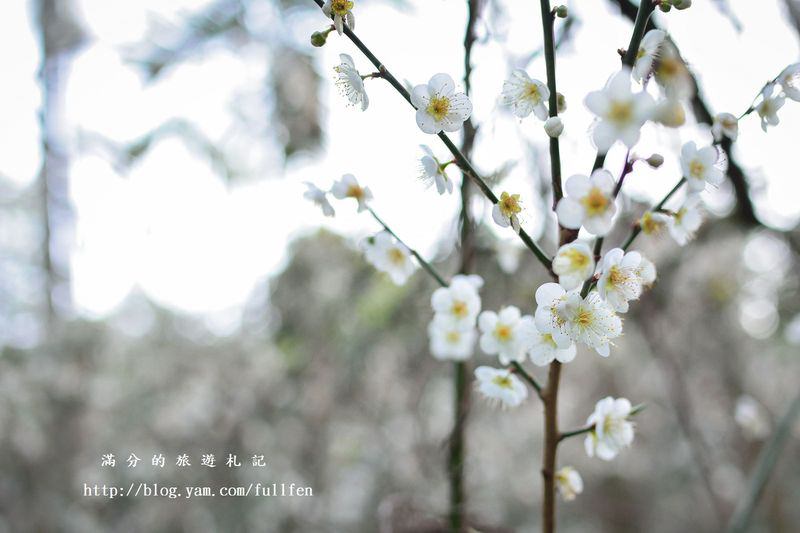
[584,397,636,460]
[501,70,549,120]
[362,231,416,285]
[585,67,654,152]
[474,366,528,408]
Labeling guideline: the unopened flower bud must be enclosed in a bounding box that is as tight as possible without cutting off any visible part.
[673,0,691,10]
[645,154,664,168]
[556,92,567,113]
[544,117,564,138]
[311,31,328,47]
[555,5,568,18]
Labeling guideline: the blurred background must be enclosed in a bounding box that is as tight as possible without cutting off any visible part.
[1,0,799,531]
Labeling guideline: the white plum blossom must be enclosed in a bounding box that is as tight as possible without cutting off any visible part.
[654,43,694,100]
[544,116,564,137]
[552,241,595,291]
[734,395,771,439]
[333,54,368,111]
[668,196,703,246]
[584,397,636,461]
[322,0,355,35]
[778,62,800,101]
[653,98,686,128]
[431,274,483,328]
[523,323,577,367]
[555,291,622,357]
[332,173,373,212]
[556,170,618,236]
[492,192,523,233]
[756,84,785,132]
[418,145,453,195]
[428,320,476,362]
[303,182,335,217]
[585,67,654,152]
[474,366,528,408]
[411,73,473,134]
[680,141,724,193]
[501,70,550,120]
[639,210,670,237]
[712,112,739,142]
[534,283,622,357]
[633,29,666,82]
[555,467,584,501]
[478,306,536,365]
[597,248,647,313]
[362,231,416,285]
[636,256,657,287]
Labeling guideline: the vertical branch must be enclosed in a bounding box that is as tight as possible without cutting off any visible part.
[540,0,562,208]
[449,2,481,530]
[540,361,562,533]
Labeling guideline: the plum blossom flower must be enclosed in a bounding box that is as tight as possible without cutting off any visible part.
[653,98,686,128]
[362,231,416,285]
[633,29,666,82]
[333,54,368,111]
[556,170,617,236]
[492,192,523,232]
[636,256,657,287]
[428,320,476,361]
[552,241,595,291]
[523,322,577,367]
[680,141,724,193]
[639,210,670,237]
[654,43,694,100]
[501,70,549,120]
[555,467,584,501]
[411,73,473,134]
[322,0,355,35]
[332,174,373,211]
[535,283,622,357]
[668,196,703,246]
[597,248,648,313]
[431,275,483,328]
[478,306,536,365]
[585,67,654,152]
[418,145,453,195]
[756,84,785,132]
[303,182,335,217]
[474,366,528,408]
[778,62,800,101]
[712,112,739,142]
[584,397,635,461]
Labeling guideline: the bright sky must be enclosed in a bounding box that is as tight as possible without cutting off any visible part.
[1,0,799,319]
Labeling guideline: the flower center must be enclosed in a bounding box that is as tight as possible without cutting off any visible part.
[658,57,681,78]
[542,333,557,348]
[608,101,633,125]
[689,159,705,179]
[331,0,353,15]
[427,96,451,121]
[564,248,589,269]
[494,324,513,342]
[451,300,468,318]
[581,187,609,216]
[524,82,541,103]
[387,247,405,265]
[576,307,594,327]
[446,331,461,343]
[491,375,514,389]
[674,208,686,224]
[607,266,626,287]
[346,184,364,199]
[499,192,522,217]
[641,212,664,235]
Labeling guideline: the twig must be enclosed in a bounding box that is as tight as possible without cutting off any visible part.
[367,207,448,287]
[727,391,800,533]
[511,361,544,399]
[540,0,562,208]
[310,0,554,273]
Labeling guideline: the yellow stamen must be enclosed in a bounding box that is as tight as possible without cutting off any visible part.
[564,248,589,269]
[491,375,514,389]
[331,0,353,15]
[499,192,522,217]
[608,101,633,125]
[451,300,468,318]
[446,331,461,343]
[580,187,609,216]
[346,184,364,199]
[689,160,705,179]
[387,248,405,265]
[426,96,451,121]
[495,325,513,342]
